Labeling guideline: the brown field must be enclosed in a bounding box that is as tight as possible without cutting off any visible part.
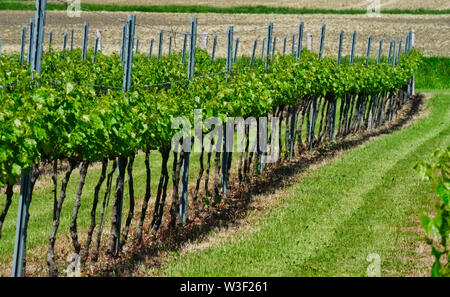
[46,0,450,11]
[0,11,449,57]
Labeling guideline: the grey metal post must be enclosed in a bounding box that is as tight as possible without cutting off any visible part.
[337,30,344,65]
[372,39,383,130]
[12,0,46,277]
[27,19,34,65]
[120,23,127,62]
[392,39,397,66]
[311,25,325,149]
[148,38,154,60]
[226,26,233,75]
[168,36,172,56]
[271,36,276,58]
[181,32,187,64]
[411,29,415,95]
[20,27,26,63]
[265,22,273,70]
[365,35,372,68]
[331,30,344,142]
[62,32,67,60]
[397,39,402,65]
[289,106,297,160]
[211,34,217,63]
[350,30,357,64]
[180,18,197,225]
[158,29,163,61]
[404,34,409,57]
[221,124,229,195]
[123,15,135,93]
[70,28,74,52]
[135,36,140,54]
[377,39,383,64]
[387,40,393,64]
[250,39,257,66]
[48,31,52,51]
[262,38,266,59]
[12,170,32,277]
[296,21,304,59]
[114,14,136,257]
[187,17,197,79]
[318,24,326,59]
[93,36,99,63]
[282,37,287,55]
[179,153,190,225]
[291,34,295,56]
[29,0,46,76]
[96,30,102,52]
[81,22,88,60]
[233,37,239,63]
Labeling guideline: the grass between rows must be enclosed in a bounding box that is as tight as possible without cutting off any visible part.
[1,2,450,15]
[153,89,450,276]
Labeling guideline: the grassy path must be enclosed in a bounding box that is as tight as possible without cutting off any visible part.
[154,90,450,276]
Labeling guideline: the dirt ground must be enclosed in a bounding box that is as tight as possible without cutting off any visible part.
[46,0,450,11]
[0,11,449,57]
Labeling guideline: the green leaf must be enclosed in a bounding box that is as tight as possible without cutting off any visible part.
[436,184,449,206]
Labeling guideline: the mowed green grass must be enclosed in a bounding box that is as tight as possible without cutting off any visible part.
[155,89,450,276]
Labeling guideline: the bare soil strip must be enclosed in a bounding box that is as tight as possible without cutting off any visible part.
[0,11,449,57]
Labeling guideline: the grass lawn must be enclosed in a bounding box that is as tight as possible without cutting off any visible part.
[153,89,449,276]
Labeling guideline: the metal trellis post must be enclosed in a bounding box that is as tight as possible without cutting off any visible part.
[296,21,304,59]
[148,38,154,60]
[158,29,163,61]
[115,14,136,257]
[234,37,239,63]
[62,32,67,60]
[211,34,217,63]
[318,24,326,59]
[350,30,357,64]
[366,35,372,68]
[20,27,26,63]
[250,39,257,66]
[12,0,47,277]
[70,28,74,52]
[81,22,88,60]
